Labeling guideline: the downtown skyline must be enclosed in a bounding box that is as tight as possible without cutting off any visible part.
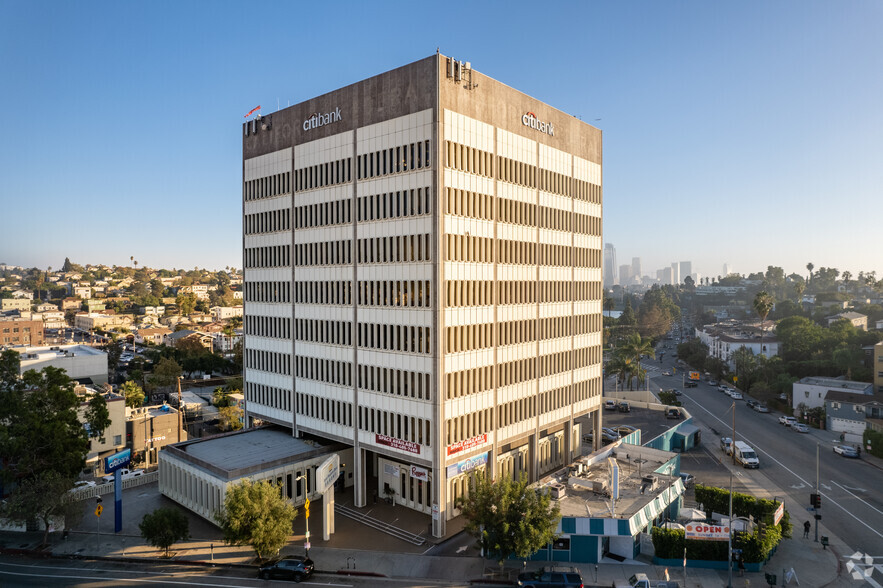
[1,1,881,278]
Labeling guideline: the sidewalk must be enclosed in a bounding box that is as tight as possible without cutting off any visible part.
[0,478,858,587]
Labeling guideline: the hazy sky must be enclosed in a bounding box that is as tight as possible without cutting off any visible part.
[2,1,880,279]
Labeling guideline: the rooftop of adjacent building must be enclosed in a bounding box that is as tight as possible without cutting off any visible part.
[797,376,873,391]
[534,443,680,520]
[161,425,345,481]
[17,343,105,361]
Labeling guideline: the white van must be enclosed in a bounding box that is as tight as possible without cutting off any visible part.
[733,441,759,469]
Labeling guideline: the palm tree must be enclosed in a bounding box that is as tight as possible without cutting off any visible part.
[806,262,814,285]
[841,270,852,295]
[794,282,805,304]
[753,291,774,360]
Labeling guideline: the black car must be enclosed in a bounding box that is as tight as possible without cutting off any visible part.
[517,566,584,588]
[258,556,314,582]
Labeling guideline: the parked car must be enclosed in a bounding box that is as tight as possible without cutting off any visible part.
[662,371,672,376]
[679,472,695,488]
[684,381,697,388]
[833,445,860,458]
[618,401,631,413]
[753,404,770,413]
[792,423,809,433]
[101,468,145,483]
[517,566,584,588]
[729,392,743,400]
[68,480,97,493]
[614,425,638,437]
[779,416,798,426]
[604,399,618,411]
[746,400,759,409]
[583,428,620,445]
[720,436,733,455]
[258,556,314,582]
[665,407,682,419]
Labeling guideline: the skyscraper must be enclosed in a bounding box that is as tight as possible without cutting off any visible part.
[631,257,642,282]
[604,243,617,287]
[241,54,603,537]
[679,261,692,284]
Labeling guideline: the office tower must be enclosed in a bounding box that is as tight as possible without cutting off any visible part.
[242,54,603,537]
[604,243,617,287]
[631,257,642,281]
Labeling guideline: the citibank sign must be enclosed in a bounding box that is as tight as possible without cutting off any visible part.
[304,107,342,131]
[522,112,554,136]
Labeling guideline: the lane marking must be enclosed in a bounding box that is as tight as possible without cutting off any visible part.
[680,393,883,540]
[832,481,883,517]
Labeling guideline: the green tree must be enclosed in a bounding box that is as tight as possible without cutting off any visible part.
[732,347,762,392]
[149,357,182,390]
[753,290,774,361]
[0,351,108,481]
[62,257,74,272]
[121,380,146,408]
[139,507,190,557]
[218,405,244,431]
[176,292,197,315]
[456,471,560,571]
[0,470,83,546]
[215,479,297,561]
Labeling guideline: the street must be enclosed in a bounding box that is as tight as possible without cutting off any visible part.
[646,348,883,557]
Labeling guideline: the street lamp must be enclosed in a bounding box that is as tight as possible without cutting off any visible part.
[295,475,311,557]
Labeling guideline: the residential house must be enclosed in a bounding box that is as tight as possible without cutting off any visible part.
[32,310,65,330]
[825,390,883,443]
[164,329,213,350]
[792,376,874,412]
[210,306,243,321]
[213,327,242,356]
[34,302,60,312]
[140,306,166,317]
[178,284,210,300]
[11,289,33,299]
[826,311,868,331]
[73,285,92,299]
[134,327,172,346]
[61,297,82,310]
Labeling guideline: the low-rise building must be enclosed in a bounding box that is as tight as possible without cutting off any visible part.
[0,317,44,346]
[127,404,187,469]
[135,327,172,346]
[826,311,868,331]
[874,341,883,395]
[792,376,874,412]
[74,312,133,331]
[1,298,31,312]
[73,285,92,299]
[696,322,779,368]
[210,306,244,321]
[825,391,883,443]
[17,344,108,385]
[164,329,213,350]
[76,384,127,476]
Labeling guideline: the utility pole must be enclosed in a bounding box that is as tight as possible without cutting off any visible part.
[727,472,734,588]
[177,376,183,443]
[731,401,736,465]
[815,443,820,542]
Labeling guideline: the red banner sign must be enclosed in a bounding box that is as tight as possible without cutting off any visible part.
[447,433,488,457]
[376,434,421,455]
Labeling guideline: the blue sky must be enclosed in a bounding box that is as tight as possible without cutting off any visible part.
[1,1,881,280]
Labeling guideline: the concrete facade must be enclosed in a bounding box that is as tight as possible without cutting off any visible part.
[17,344,107,384]
[792,376,874,412]
[242,54,603,538]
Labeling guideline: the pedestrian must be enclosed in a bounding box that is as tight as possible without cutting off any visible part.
[804,520,811,539]
[738,556,745,577]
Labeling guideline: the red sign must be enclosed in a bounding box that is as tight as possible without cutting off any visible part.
[774,501,784,525]
[376,434,421,455]
[685,523,730,541]
[410,465,429,481]
[447,433,488,457]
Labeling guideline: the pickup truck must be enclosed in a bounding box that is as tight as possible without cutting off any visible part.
[101,468,145,483]
[614,573,680,588]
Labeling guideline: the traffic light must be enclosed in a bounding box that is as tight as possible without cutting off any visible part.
[810,493,821,509]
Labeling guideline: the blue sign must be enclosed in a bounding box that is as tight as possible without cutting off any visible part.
[446,452,488,478]
[104,448,131,474]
